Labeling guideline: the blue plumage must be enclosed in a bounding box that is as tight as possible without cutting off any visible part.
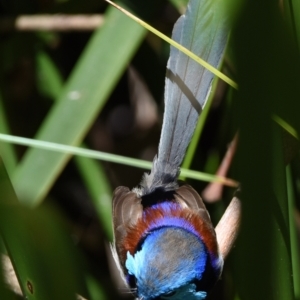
[111,0,228,298]
[126,227,208,300]
[113,187,223,299]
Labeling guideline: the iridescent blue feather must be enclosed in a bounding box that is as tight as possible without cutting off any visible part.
[126,227,208,299]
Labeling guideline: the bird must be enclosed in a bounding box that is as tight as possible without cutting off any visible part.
[111,0,228,299]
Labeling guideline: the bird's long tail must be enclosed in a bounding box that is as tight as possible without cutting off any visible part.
[140,0,228,196]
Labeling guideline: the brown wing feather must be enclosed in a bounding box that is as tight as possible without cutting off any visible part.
[112,186,143,266]
[175,184,212,225]
[112,184,215,268]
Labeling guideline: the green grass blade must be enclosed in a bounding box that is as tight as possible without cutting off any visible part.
[182,77,220,171]
[0,158,87,300]
[36,46,114,241]
[12,6,146,206]
[105,0,237,89]
[85,275,107,300]
[75,152,113,241]
[270,124,294,298]
[0,95,17,175]
[231,0,298,298]
[36,50,64,100]
[168,0,188,13]
[273,115,298,139]
[287,165,300,299]
[284,0,300,51]
[0,133,238,187]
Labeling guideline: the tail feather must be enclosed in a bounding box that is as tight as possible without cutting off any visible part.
[140,0,228,195]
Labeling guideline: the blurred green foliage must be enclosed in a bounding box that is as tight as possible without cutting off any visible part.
[0,0,299,299]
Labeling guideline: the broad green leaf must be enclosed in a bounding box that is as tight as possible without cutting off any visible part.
[0,158,87,300]
[231,0,298,298]
[35,45,113,241]
[12,5,146,206]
